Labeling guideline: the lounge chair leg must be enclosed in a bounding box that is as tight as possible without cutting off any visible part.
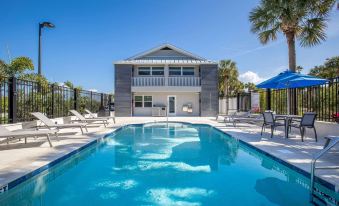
[25,137,27,144]
[313,127,318,142]
[113,117,116,124]
[55,132,59,141]
[261,124,264,136]
[80,127,84,134]
[270,126,274,138]
[300,127,304,142]
[85,125,88,132]
[47,134,53,147]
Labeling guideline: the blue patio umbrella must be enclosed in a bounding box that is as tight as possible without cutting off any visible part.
[256,71,328,113]
[256,70,328,89]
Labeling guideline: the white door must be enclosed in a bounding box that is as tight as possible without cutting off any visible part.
[168,96,176,115]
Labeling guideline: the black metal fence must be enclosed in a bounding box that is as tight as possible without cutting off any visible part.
[259,76,339,122]
[0,77,112,124]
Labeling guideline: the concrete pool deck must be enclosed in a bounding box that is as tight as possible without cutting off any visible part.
[0,116,338,194]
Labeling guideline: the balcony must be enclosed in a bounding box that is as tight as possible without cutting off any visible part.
[132,76,201,87]
[132,76,201,92]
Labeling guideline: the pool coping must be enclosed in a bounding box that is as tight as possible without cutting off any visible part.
[0,121,337,197]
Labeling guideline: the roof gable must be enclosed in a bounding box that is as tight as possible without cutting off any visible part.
[127,44,206,61]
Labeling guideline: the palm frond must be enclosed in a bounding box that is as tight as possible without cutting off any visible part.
[298,17,327,47]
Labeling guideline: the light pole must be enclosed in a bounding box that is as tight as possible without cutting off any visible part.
[38,22,55,76]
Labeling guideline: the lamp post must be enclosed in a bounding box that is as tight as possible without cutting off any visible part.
[38,22,55,76]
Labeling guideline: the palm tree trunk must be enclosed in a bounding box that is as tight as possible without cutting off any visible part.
[286,32,296,72]
[286,32,297,114]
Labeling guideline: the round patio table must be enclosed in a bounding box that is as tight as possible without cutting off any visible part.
[275,114,302,138]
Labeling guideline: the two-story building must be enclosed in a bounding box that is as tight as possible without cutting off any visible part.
[114,44,218,117]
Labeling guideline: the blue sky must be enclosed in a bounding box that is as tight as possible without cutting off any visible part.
[1,0,338,93]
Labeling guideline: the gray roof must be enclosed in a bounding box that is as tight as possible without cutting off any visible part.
[114,44,217,65]
[115,59,216,65]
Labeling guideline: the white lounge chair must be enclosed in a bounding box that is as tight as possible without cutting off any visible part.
[0,125,58,147]
[225,111,263,127]
[31,112,88,134]
[85,109,115,123]
[69,110,108,127]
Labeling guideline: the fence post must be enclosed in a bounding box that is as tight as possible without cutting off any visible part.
[90,91,93,111]
[8,77,17,123]
[74,88,78,110]
[100,93,104,108]
[51,84,55,118]
[237,93,240,112]
[266,89,271,111]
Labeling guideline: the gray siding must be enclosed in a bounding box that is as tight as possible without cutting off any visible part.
[200,64,219,116]
[114,64,133,116]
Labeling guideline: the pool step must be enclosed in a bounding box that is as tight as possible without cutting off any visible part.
[312,188,337,206]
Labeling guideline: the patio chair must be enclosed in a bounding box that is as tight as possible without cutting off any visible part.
[85,109,115,123]
[0,125,58,147]
[289,112,317,142]
[261,111,285,138]
[31,112,88,134]
[69,110,108,127]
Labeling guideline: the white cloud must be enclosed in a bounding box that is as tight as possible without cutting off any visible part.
[239,71,265,84]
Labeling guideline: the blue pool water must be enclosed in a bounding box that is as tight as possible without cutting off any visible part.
[0,123,335,205]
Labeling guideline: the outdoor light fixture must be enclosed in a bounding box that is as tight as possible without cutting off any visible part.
[38,21,55,75]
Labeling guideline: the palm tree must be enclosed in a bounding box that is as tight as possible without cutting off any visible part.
[0,57,34,78]
[249,0,335,71]
[218,60,243,97]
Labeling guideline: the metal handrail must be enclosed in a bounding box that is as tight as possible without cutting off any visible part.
[310,136,339,203]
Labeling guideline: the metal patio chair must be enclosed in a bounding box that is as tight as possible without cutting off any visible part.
[289,112,317,142]
[261,111,285,138]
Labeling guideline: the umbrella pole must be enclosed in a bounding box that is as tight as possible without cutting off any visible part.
[287,89,290,115]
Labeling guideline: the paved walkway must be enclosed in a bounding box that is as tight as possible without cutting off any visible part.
[0,116,338,192]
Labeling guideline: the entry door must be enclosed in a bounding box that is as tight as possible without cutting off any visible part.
[168,96,176,115]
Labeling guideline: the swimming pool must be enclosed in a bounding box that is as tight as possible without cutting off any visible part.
[0,122,336,205]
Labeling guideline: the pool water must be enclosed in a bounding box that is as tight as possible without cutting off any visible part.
[0,123,333,205]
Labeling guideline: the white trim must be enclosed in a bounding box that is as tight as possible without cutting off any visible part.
[167,95,176,115]
[126,44,206,61]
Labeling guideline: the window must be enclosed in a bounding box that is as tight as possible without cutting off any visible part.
[134,95,152,108]
[169,67,182,76]
[138,67,151,75]
[182,67,194,76]
[151,67,164,75]
[135,96,143,107]
[144,96,153,107]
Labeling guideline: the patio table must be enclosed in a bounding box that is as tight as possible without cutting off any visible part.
[275,114,302,138]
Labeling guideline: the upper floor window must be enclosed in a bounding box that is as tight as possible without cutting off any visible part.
[138,67,151,75]
[169,66,195,76]
[169,67,182,75]
[138,67,164,76]
[182,67,194,76]
[151,67,164,75]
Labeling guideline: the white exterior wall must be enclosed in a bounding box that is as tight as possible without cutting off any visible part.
[133,92,200,116]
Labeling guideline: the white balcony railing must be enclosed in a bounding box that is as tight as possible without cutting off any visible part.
[132,77,201,87]
[132,77,165,86]
[168,77,200,86]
